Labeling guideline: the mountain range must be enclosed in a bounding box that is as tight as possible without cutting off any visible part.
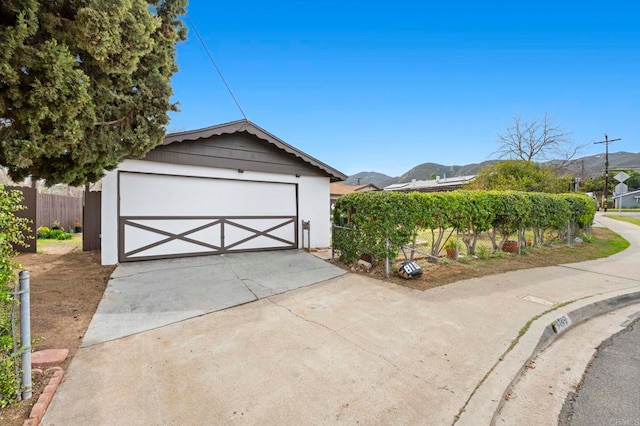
[345,152,640,188]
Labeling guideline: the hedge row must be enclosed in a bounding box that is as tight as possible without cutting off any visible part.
[332,190,596,263]
[0,185,30,407]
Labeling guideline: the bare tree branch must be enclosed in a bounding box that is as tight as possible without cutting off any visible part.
[94,116,129,126]
[492,114,582,167]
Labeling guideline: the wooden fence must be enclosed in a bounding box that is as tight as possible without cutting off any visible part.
[36,192,83,231]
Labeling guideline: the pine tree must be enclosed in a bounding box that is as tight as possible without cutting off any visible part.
[0,0,187,185]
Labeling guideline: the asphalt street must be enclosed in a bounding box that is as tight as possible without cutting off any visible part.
[559,317,640,426]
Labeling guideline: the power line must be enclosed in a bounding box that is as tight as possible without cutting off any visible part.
[594,134,621,211]
[185,14,247,120]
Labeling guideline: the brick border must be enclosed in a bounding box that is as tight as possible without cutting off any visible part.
[23,367,64,426]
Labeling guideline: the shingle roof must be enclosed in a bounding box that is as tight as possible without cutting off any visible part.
[330,182,380,196]
[613,189,640,198]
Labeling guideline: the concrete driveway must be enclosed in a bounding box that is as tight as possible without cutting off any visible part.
[82,250,346,346]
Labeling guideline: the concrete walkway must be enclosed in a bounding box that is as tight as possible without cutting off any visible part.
[43,215,640,425]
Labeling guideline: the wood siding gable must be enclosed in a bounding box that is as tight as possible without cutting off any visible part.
[144,132,327,177]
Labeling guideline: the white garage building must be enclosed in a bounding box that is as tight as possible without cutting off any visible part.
[101,120,346,265]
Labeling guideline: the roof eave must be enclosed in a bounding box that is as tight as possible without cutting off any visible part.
[163,119,347,182]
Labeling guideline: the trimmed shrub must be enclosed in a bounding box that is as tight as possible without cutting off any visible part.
[332,190,596,263]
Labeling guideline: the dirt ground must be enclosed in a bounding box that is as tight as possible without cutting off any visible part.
[335,227,623,291]
[0,236,115,425]
[0,227,624,424]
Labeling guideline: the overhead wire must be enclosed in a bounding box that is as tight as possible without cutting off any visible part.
[185,14,248,120]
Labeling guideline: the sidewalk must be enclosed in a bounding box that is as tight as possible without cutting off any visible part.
[43,214,640,425]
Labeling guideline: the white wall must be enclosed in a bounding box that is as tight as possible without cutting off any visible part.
[101,160,331,265]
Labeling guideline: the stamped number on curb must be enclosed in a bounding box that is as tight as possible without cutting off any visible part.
[552,314,572,334]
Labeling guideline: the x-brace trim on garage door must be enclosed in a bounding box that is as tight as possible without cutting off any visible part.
[119,215,297,261]
[122,218,222,258]
[224,218,295,249]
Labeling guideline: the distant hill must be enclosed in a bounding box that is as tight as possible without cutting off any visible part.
[344,171,396,188]
[392,160,498,184]
[346,152,640,187]
[557,152,640,177]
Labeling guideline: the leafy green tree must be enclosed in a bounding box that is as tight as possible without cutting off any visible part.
[454,191,493,255]
[581,175,613,193]
[581,170,639,193]
[627,171,640,190]
[469,160,573,193]
[0,0,187,185]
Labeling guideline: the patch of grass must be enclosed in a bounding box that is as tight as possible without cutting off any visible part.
[37,233,81,245]
[36,233,82,254]
[604,214,640,227]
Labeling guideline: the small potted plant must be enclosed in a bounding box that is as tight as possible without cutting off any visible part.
[444,238,458,259]
[74,219,83,233]
[502,240,519,253]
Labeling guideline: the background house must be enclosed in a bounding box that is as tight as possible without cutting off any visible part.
[613,189,640,208]
[384,175,475,193]
[330,182,380,211]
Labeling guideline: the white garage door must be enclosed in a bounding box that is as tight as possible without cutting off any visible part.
[118,172,298,261]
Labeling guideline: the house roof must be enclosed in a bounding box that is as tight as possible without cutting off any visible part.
[384,175,476,192]
[330,182,380,196]
[163,119,347,182]
[613,189,640,199]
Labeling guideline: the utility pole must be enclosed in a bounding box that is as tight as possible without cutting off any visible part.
[594,134,621,212]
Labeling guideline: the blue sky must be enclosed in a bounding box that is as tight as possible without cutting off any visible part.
[167,1,639,177]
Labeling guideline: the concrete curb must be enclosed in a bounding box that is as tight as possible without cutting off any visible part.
[23,367,64,426]
[458,287,640,425]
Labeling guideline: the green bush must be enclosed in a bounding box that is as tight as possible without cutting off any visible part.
[0,334,18,409]
[476,244,491,260]
[44,229,72,240]
[332,191,417,263]
[38,228,72,240]
[0,185,31,407]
